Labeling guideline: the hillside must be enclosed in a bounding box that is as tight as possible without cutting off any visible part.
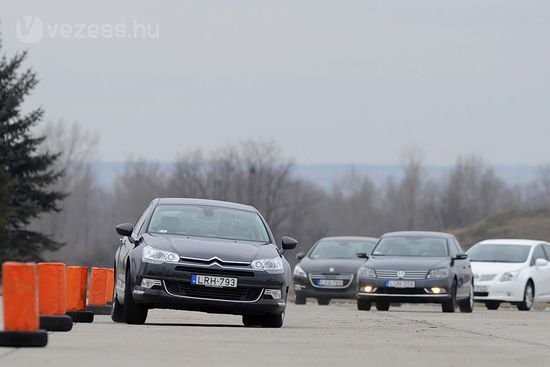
[452,210,550,250]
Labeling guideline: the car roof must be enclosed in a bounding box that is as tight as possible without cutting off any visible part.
[475,239,548,247]
[319,236,378,242]
[156,198,257,212]
[381,231,453,239]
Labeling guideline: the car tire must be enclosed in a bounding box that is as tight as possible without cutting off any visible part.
[375,301,390,311]
[485,301,501,310]
[260,313,284,328]
[123,266,148,324]
[442,280,457,313]
[357,299,371,311]
[317,298,330,306]
[111,293,125,322]
[458,282,474,313]
[517,281,534,311]
[295,295,306,305]
[242,315,262,327]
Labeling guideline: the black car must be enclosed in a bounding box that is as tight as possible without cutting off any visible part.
[293,236,378,305]
[356,231,474,313]
[111,198,298,327]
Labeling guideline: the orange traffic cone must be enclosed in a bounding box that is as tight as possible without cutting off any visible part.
[0,262,48,347]
[87,267,111,315]
[37,263,73,332]
[106,268,115,305]
[65,266,94,323]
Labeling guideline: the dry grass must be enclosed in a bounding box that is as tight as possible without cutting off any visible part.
[451,210,550,249]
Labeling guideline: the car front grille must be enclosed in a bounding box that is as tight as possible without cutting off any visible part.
[309,274,354,289]
[375,270,428,280]
[164,280,262,301]
[174,266,255,278]
[476,274,496,282]
[474,292,489,297]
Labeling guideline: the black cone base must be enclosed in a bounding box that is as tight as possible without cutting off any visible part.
[0,330,48,347]
[39,315,73,332]
[66,311,94,323]
[87,305,111,315]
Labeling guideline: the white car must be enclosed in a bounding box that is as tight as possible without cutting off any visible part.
[467,239,550,310]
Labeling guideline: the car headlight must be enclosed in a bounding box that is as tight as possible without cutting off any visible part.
[251,257,284,274]
[358,267,376,278]
[500,270,520,282]
[142,245,180,264]
[293,264,307,278]
[427,268,450,279]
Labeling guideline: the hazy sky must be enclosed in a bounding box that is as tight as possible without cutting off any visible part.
[2,1,549,164]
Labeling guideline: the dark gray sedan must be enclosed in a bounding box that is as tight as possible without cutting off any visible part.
[293,236,378,305]
[356,231,474,313]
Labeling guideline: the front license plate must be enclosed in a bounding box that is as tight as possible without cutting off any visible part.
[317,279,344,287]
[474,285,488,293]
[386,280,415,288]
[191,274,237,288]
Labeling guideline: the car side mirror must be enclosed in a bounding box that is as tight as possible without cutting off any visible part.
[281,236,298,250]
[296,252,305,261]
[454,253,468,260]
[535,258,548,267]
[116,223,134,237]
[356,252,369,259]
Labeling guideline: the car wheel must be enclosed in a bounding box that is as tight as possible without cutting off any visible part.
[111,291,125,322]
[317,298,330,306]
[458,282,474,313]
[295,295,306,305]
[517,281,534,311]
[242,315,262,327]
[375,301,390,311]
[485,301,501,310]
[123,266,148,324]
[260,313,284,328]
[442,280,457,313]
[357,299,371,311]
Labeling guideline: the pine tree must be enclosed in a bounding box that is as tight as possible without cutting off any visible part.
[0,40,66,262]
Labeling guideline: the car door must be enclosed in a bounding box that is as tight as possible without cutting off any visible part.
[529,245,550,301]
[450,238,471,298]
[537,244,550,300]
[116,201,156,300]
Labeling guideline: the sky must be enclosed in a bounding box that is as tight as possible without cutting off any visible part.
[1,0,549,165]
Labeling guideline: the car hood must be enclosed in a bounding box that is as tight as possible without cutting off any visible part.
[143,234,279,263]
[366,256,449,270]
[471,262,526,274]
[298,258,366,273]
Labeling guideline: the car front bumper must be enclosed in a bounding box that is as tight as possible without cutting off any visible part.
[131,262,287,316]
[473,280,525,302]
[356,277,453,303]
[293,276,357,299]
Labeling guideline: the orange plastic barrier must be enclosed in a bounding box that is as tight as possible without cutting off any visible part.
[2,262,39,331]
[106,268,115,302]
[37,263,67,316]
[88,267,108,306]
[66,266,88,311]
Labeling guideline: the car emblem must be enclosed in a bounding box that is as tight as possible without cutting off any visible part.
[329,267,335,272]
[397,271,406,279]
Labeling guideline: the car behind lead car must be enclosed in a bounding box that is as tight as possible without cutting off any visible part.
[111,198,297,327]
[356,231,474,313]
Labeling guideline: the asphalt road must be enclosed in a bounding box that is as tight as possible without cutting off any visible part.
[1,300,549,367]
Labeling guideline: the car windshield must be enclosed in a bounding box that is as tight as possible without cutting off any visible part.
[309,239,377,259]
[468,244,530,263]
[147,204,270,243]
[372,236,449,257]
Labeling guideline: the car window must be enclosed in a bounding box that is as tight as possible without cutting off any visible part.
[147,204,270,243]
[372,236,449,257]
[544,244,550,260]
[133,202,155,237]
[309,239,377,259]
[468,244,530,263]
[531,245,546,266]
